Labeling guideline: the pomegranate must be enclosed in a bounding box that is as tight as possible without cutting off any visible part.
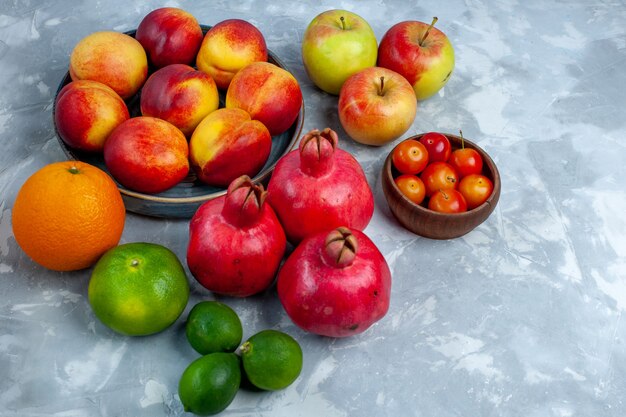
[267,128,374,243]
[277,227,391,337]
[187,175,286,297]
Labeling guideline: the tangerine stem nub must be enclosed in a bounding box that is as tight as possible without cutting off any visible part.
[240,341,251,354]
[68,166,80,174]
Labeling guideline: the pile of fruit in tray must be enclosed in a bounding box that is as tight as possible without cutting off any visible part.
[54,8,302,194]
[10,5,503,416]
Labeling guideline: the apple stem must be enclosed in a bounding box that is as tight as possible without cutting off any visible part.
[459,130,465,149]
[378,76,385,96]
[419,16,439,46]
[340,16,346,30]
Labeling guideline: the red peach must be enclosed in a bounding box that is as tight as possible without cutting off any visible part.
[103,117,189,194]
[54,80,129,152]
[225,62,302,136]
[140,64,219,137]
[136,7,203,68]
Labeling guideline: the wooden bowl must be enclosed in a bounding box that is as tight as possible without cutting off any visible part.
[52,26,304,218]
[381,133,501,239]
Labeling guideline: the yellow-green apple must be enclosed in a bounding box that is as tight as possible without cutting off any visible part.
[189,108,271,187]
[140,64,219,136]
[69,31,148,99]
[135,7,203,68]
[377,17,454,100]
[301,10,377,95]
[103,117,189,194]
[225,62,302,136]
[196,19,268,90]
[54,80,129,152]
[338,66,417,146]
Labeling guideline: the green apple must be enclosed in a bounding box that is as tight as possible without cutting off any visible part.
[302,10,377,95]
[377,17,455,100]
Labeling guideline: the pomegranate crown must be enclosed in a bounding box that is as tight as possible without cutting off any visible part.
[323,226,358,268]
[299,128,338,176]
[222,175,267,226]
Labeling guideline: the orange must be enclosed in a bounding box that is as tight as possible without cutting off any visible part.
[11,161,125,271]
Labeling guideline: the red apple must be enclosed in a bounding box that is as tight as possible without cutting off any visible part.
[135,7,203,68]
[196,19,268,90]
[377,18,455,100]
[140,64,219,136]
[54,80,129,152]
[189,108,272,187]
[103,117,189,194]
[70,31,148,99]
[225,62,302,136]
[338,66,417,146]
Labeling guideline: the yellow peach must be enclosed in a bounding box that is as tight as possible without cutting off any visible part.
[190,108,271,187]
[196,19,267,90]
[70,31,148,99]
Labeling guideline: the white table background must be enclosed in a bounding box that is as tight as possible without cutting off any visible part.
[1,1,625,416]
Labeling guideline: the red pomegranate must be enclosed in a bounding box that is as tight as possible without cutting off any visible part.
[277,227,391,337]
[187,175,287,297]
[267,128,374,243]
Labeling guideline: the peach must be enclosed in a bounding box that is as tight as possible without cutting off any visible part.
[69,31,148,99]
[54,80,129,152]
[225,62,302,136]
[196,19,268,90]
[136,7,203,68]
[103,117,189,194]
[140,64,219,136]
[190,108,271,187]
